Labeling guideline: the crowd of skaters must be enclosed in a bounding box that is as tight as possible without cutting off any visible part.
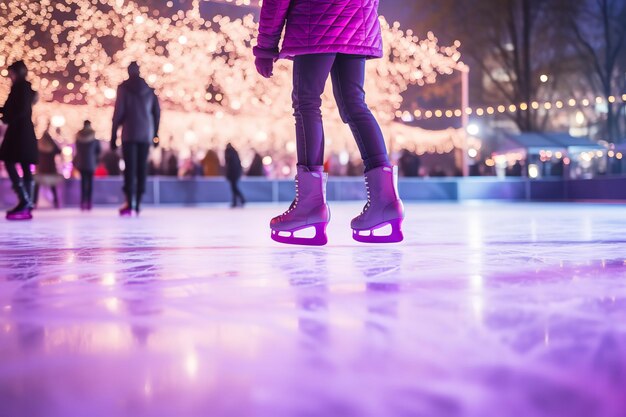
[0,60,255,217]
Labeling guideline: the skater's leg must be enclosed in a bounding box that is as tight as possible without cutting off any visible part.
[269,54,335,245]
[5,163,20,187]
[292,53,336,167]
[236,181,245,205]
[135,143,150,212]
[330,55,402,242]
[5,163,33,220]
[51,186,59,209]
[331,54,390,172]
[20,163,33,184]
[21,164,34,208]
[80,171,88,204]
[122,143,137,209]
[85,171,94,206]
[33,183,39,206]
[229,179,238,207]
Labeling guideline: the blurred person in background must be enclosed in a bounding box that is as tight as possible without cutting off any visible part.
[201,149,221,176]
[35,127,63,209]
[0,60,38,220]
[111,61,161,216]
[247,151,265,177]
[399,149,420,177]
[101,148,121,176]
[225,143,246,208]
[73,120,101,210]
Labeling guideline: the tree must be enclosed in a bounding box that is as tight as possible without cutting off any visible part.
[566,0,626,142]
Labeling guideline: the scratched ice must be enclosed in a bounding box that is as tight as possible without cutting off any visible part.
[0,203,625,417]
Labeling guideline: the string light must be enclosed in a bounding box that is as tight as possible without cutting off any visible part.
[0,0,464,162]
[406,95,626,121]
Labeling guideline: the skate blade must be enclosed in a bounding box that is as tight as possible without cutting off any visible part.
[271,222,328,246]
[119,210,132,217]
[353,218,404,244]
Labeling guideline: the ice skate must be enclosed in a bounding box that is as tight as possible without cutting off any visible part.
[270,165,330,246]
[119,199,132,217]
[6,184,33,221]
[352,166,404,243]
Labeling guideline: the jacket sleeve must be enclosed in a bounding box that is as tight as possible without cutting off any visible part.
[111,85,125,141]
[152,92,161,138]
[253,0,291,59]
[95,140,102,157]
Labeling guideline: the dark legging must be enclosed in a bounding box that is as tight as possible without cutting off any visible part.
[229,179,245,206]
[80,170,94,203]
[122,142,150,204]
[292,53,390,171]
[5,162,33,189]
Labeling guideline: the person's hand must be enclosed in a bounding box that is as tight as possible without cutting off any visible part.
[153,136,160,148]
[110,138,118,151]
[255,57,274,78]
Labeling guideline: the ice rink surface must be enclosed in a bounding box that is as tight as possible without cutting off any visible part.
[1,202,625,417]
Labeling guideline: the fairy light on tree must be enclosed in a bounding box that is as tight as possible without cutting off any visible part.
[0,0,464,168]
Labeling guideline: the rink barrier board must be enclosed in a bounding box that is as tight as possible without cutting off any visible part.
[3,177,626,207]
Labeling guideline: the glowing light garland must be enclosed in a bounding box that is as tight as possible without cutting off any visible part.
[0,0,465,174]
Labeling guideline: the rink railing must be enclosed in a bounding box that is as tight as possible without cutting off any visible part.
[3,176,626,206]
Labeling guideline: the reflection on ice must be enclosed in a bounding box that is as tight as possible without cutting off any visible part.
[0,204,625,417]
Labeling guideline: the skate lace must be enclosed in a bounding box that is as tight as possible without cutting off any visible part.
[283,177,299,215]
[360,178,371,215]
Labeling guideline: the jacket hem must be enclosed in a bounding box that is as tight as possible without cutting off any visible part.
[278,45,383,60]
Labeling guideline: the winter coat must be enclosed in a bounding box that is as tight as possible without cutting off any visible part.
[37,133,61,175]
[0,80,38,164]
[202,149,221,177]
[225,146,243,181]
[253,0,383,60]
[111,76,161,144]
[74,127,102,172]
[247,154,266,177]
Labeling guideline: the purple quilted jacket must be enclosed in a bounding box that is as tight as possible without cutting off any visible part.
[253,0,383,60]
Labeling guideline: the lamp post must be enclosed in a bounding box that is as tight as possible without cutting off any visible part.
[461,65,470,177]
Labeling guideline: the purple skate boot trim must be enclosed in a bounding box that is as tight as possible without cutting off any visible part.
[271,222,328,246]
[353,218,404,243]
[352,166,404,244]
[6,210,33,221]
[270,165,330,246]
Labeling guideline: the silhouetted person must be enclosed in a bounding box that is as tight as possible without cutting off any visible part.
[202,149,221,176]
[247,152,265,177]
[111,61,160,216]
[74,120,101,210]
[225,143,246,208]
[35,129,62,209]
[166,153,178,176]
[101,149,121,176]
[510,160,523,177]
[399,149,420,177]
[0,61,38,220]
[550,159,564,177]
